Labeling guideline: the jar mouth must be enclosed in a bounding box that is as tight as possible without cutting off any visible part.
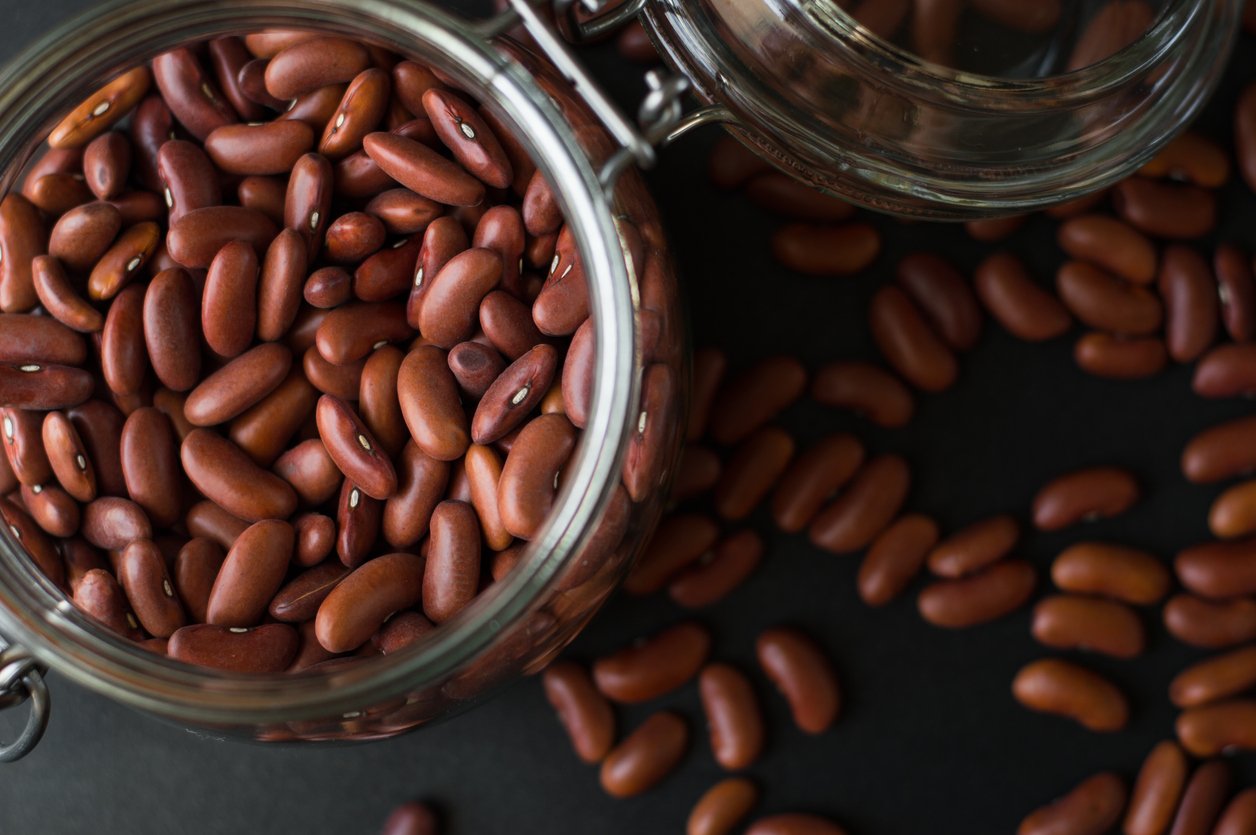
[0,0,638,724]
[807,0,1201,104]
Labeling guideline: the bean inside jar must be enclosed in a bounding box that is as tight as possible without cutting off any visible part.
[0,29,669,673]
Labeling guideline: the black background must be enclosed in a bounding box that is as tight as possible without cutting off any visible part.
[1,2,1255,833]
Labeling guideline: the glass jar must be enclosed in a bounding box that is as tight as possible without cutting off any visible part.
[0,0,685,750]
[638,0,1243,218]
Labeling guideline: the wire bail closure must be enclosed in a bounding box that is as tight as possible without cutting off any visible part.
[478,0,730,188]
[0,640,49,762]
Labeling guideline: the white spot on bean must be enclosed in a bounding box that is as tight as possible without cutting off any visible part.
[30,484,41,494]
[458,121,476,140]
[637,409,648,434]
[126,613,139,629]
[309,211,320,230]
[372,340,387,350]
[91,100,110,118]
[334,112,346,130]
[414,267,424,288]
[75,454,87,471]
[550,254,560,275]
[511,385,530,406]
[8,524,19,540]
[163,187,173,208]
[1219,284,1232,306]
[200,82,216,102]
[125,256,142,273]
[553,472,560,490]
[349,488,361,509]
[392,238,408,249]
[561,264,572,280]
[356,433,372,452]
[162,579,174,597]
[18,364,40,373]
[517,257,524,274]
[228,627,249,634]
[3,415,13,441]
[342,710,363,719]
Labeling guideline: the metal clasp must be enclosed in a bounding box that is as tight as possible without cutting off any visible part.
[477,0,731,188]
[0,641,49,762]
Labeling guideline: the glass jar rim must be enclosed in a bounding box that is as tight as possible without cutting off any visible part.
[800,0,1204,104]
[0,0,639,724]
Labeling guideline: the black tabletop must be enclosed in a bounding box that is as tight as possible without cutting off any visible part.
[2,3,1256,834]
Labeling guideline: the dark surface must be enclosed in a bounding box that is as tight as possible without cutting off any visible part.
[1,2,1256,834]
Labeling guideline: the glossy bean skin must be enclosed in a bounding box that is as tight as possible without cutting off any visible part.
[1031,595,1145,658]
[857,514,939,607]
[168,623,299,673]
[810,361,913,428]
[422,87,512,189]
[26,172,93,216]
[205,120,314,177]
[358,346,408,457]
[238,176,287,225]
[48,202,122,275]
[366,188,442,236]
[1058,215,1156,284]
[1209,479,1256,539]
[383,442,450,548]
[4,408,51,487]
[324,212,386,263]
[1012,658,1128,732]
[593,622,711,704]
[21,484,79,538]
[1114,178,1216,239]
[1051,542,1169,605]
[1193,344,1256,398]
[230,369,320,465]
[1176,538,1256,599]
[173,538,225,623]
[1216,244,1256,343]
[156,140,220,224]
[256,229,308,344]
[1124,740,1188,835]
[497,414,576,540]
[143,268,202,392]
[419,248,503,349]
[1017,772,1126,835]
[117,539,185,637]
[203,239,260,359]
[364,131,485,207]
[699,663,765,770]
[120,407,182,528]
[40,410,95,502]
[471,344,558,445]
[1159,246,1219,362]
[1,500,65,586]
[185,500,249,550]
[542,660,616,764]
[50,66,153,149]
[927,515,1018,578]
[688,778,759,835]
[808,454,910,554]
[315,552,423,652]
[769,434,864,533]
[1032,466,1139,530]
[31,258,99,334]
[264,37,371,100]
[1167,759,1231,834]
[745,814,848,835]
[1056,261,1162,335]
[336,481,381,568]
[974,252,1071,342]
[1169,646,1256,708]
[67,400,126,497]
[72,568,137,636]
[151,49,237,141]
[1182,415,1256,484]
[291,512,335,568]
[714,427,795,522]
[463,444,511,552]
[755,627,841,734]
[81,496,152,552]
[318,68,390,160]
[379,802,440,835]
[422,500,480,623]
[0,194,45,313]
[1215,789,1256,835]
[185,344,292,428]
[0,362,93,410]
[896,253,982,351]
[181,429,298,522]
[206,519,294,627]
[398,345,469,462]
[1163,594,1256,648]
[918,560,1036,628]
[89,221,160,296]
[314,394,396,501]
[167,206,279,269]
[99,283,148,396]
[599,712,688,799]
[770,223,881,276]
[1074,333,1168,380]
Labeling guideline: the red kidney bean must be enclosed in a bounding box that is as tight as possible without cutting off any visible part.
[73,568,138,636]
[498,414,576,540]
[1215,789,1256,835]
[1166,759,1231,834]
[319,68,390,160]
[304,266,352,309]
[857,514,938,607]
[49,65,152,150]
[67,400,126,497]
[809,454,910,554]
[0,363,93,410]
[474,205,525,294]
[1052,542,1169,605]
[1164,594,1256,648]
[82,132,130,201]
[364,132,485,207]
[470,344,557,445]
[422,88,512,189]
[1058,215,1156,284]
[264,37,370,100]
[383,442,449,548]
[869,285,957,392]
[291,512,334,568]
[0,194,45,313]
[532,227,588,337]
[167,206,279,269]
[745,814,847,835]
[253,230,307,346]
[699,663,765,770]
[120,407,182,528]
[522,171,562,237]
[593,622,711,703]
[1,500,65,586]
[141,268,201,392]
[480,292,546,361]
[48,202,122,275]
[99,283,148,396]
[756,627,841,734]
[1056,261,1163,335]
[26,172,93,216]
[33,256,103,333]
[316,302,411,366]
[1210,478,1256,539]
[238,175,287,224]
[353,233,422,303]
[464,444,511,551]
[398,345,469,462]
[625,512,719,596]
[448,341,505,403]
[1032,466,1139,530]
[896,253,982,351]
[668,530,763,609]
[1141,130,1229,186]
[81,496,151,552]
[206,519,293,627]
[408,215,470,327]
[418,248,503,348]
[542,660,616,764]
[672,445,721,503]
[172,538,224,624]
[230,368,319,465]
[378,802,440,835]
[0,408,48,487]
[1074,332,1168,379]
[267,562,349,623]
[599,712,688,798]
[185,344,292,428]
[315,395,396,500]
[687,778,758,835]
[185,500,249,550]
[1031,594,1144,658]
[39,410,95,504]
[117,539,185,637]
[358,346,407,457]
[324,212,386,264]
[1177,537,1256,598]
[771,223,881,276]
[974,252,1072,342]
[769,433,865,534]
[106,191,165,226]
[372,610,434,655]
[557,318,595,430]
[714,427,795,521]
[918,559,1036,628]
[87,221,160,302]
[1193,343,1256,398]
[284,152,333,261]
[422,500,480,623]
[273,438,341,508]
[1018,772,1126,835]
[1113,178,1216,240]
[21,484,79,538]
[1012,658,1128,732]
[202,240,259,358]
[366,188,442,236]
[708,356,806,446]
[156,140,219,224]
[151,49,237,141]
[168,623,299,673]
[1158,245,1219,362]
[303,346,366,400]
[927,515,1018,579]
[207,37,268,122]
[181,428,297,522]
[1215,243,1256,343]
[1124,740,1188,835]
[128,95,172,191]
[964,214,1025,242]
[810,361,912,428]
[1170,645,1256,709]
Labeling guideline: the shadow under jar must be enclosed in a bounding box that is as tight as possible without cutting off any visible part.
[642,0,1242,218]
[0,0,685,745]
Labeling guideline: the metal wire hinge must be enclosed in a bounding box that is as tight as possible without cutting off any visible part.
[479,0,731,188]
[0,641,49,762]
